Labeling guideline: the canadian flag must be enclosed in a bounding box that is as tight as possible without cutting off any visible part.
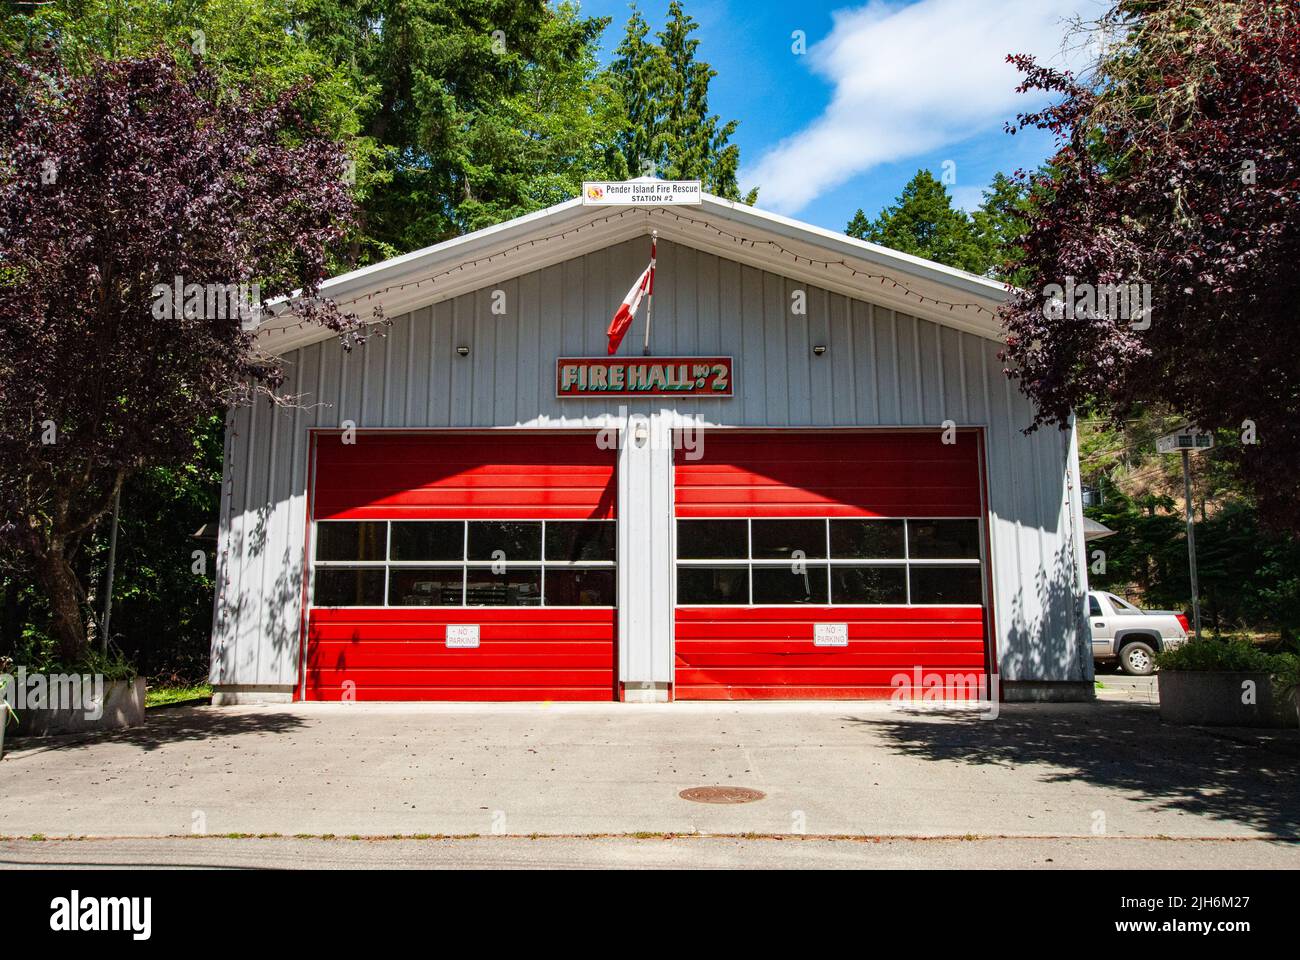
[606,236,656,355]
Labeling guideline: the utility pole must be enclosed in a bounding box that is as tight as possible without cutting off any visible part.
[1158,426,1212,641]
[101,486,121,654]
[1180,449,1201,640]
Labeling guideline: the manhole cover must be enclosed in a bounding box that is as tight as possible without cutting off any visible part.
[679,786,766,804]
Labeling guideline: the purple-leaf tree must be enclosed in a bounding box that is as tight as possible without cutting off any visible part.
[0,51,376,662]
[999,0,1300,530]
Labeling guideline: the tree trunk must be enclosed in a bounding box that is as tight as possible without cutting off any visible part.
[35,548,87,664]
[0,573,16,659]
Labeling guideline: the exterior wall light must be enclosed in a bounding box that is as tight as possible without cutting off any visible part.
[812,345,827,356]
[633,418,650,448]
[456,345,470,357]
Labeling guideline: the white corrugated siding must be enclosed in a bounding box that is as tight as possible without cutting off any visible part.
[210,237,1090,691]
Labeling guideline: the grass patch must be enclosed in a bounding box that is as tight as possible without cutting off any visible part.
[146,684,212,708]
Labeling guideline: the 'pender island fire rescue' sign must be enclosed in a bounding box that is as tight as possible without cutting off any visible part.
[582,180,702,205]
[557,357,732,398]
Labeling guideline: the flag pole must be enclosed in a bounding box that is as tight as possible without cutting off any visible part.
[642,231,657,356]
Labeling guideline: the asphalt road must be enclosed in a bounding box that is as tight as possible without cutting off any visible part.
[3,835,1298,870]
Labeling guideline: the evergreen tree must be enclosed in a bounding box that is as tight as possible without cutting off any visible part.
[317,0,630,253]
[611,2,755,203]
[969,171,1032,284]
[611,6,662,179]
[846,170,986,274]
[845,208,872,241]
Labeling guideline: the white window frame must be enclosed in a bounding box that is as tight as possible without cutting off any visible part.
[311,518,616,609]
[674,516,984,608]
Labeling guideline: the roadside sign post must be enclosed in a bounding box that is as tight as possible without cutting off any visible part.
[1180,448,1200,640]
[1157,427,1214,641]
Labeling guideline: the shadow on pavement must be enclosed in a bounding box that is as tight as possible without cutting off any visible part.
[841,702,1300,838]
[5,706,308,757]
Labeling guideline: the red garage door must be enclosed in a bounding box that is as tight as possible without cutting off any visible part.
[673,431,989,700]
[303,432,617,701]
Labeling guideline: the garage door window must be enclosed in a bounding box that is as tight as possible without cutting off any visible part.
[677,519,747,559]
[388,567,464,606]
[313,567,386,607]
[676,518,982,606]
[389,521,462,561]
[465,567,543,606]
[752,564,829,604]
[315,520,387,561]
[906,519,980,559]
[750,519,827,560]
[468,521,543,562]
[829,565,908,604]
[677,565,749,604]
[313,519,615,607]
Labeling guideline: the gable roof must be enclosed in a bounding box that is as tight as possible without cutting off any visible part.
[255,187,1011,355]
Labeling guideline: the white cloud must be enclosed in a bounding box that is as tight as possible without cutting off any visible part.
[744,0,1104,213]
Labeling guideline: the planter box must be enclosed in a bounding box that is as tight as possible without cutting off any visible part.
[1159,671,1299,728]
[6,677,146,739]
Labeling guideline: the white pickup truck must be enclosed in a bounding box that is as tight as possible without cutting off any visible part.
[1089,590,1190,675]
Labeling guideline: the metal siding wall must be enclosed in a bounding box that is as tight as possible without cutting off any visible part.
[211,237,1086,689]
[874,308,901,423]
[1066,417,1094,683]
[264,373,304,685]
[208,407,238,684]
[235,397,266,682]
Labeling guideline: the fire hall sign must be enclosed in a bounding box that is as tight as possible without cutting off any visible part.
[557,357,733,398]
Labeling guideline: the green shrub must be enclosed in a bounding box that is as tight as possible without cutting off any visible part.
[1157,638,1300,688]
[9,641,137,681]
[72,648,138,682]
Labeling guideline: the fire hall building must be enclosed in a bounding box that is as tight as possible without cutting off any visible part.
[209,185,1092,704]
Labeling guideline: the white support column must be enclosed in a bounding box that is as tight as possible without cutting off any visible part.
[617,410,675,701]
[1066,414,1094,683]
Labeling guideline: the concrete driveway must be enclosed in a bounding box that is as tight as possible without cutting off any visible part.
[2,700,1297,849]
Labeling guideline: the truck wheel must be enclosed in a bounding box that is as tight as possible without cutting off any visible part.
[1119,640,1156,676]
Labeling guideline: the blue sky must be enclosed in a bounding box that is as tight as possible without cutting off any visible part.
[579,0,1106,232]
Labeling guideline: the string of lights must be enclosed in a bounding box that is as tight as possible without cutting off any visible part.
[647,207,1002,318]
[256,205,1001,341]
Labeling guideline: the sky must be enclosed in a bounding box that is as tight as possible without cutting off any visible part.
[579,0,1109,232]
